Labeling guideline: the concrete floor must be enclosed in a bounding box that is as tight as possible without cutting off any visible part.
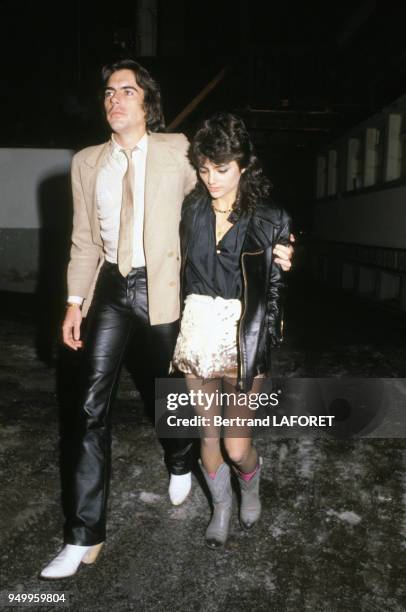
[1,278,406,611]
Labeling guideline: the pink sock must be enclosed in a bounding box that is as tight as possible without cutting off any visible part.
[208,471,217,480]
[238,463,259,482]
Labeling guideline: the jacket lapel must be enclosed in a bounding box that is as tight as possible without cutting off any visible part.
[243,215,271,253]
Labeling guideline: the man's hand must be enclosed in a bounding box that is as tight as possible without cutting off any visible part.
[273,233,295,271]
[62,305,83,350]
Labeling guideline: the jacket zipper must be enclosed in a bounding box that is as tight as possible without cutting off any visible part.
[180,245,187,306]
[271,226,284,342]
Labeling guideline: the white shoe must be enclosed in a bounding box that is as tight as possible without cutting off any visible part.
[168,472,192,505]
[40,543,103,579]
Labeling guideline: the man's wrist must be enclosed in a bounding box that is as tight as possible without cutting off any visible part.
[67,295,84,307]
[66,302,82,310]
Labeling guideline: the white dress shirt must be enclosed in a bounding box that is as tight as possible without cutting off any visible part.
[68,133,148,304]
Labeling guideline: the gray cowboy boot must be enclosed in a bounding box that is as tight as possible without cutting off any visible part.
[236,456,263,530]
[199,461,232,549]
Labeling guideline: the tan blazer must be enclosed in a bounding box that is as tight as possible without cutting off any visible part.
[67,132,196,324]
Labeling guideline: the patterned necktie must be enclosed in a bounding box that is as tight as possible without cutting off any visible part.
[117,148,135,277]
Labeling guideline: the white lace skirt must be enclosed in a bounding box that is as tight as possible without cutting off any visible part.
[172,294,242,378]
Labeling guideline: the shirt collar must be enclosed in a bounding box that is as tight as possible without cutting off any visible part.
[110,132,148,157]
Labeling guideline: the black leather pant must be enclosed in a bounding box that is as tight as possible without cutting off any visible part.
[63,262,191,545]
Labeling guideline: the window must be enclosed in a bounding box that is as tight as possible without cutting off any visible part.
[327,150,338,195]
[346,137,363,191]
[385,113,402,181]
[364,127,381,186]
[401,114,406,177]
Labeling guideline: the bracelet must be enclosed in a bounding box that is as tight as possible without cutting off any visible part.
[66,302,82,309]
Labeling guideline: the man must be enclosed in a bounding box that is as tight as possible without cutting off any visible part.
[40,59,293,579]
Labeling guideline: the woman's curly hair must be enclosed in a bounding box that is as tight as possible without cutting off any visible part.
[188,112,272,215]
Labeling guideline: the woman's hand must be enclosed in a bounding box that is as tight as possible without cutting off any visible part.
[273,234,295,271]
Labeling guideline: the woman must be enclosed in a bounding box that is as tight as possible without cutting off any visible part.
[172,112,291,548]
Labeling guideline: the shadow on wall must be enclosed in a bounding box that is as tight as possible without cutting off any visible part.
[36,172,73,366]
[36,172,85,506]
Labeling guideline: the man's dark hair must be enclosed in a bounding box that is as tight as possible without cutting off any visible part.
[101,59,165,132]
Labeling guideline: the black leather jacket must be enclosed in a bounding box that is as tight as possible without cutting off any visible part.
[180,194,291,392]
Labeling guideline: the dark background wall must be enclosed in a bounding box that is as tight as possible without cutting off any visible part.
[1,1,406,230]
